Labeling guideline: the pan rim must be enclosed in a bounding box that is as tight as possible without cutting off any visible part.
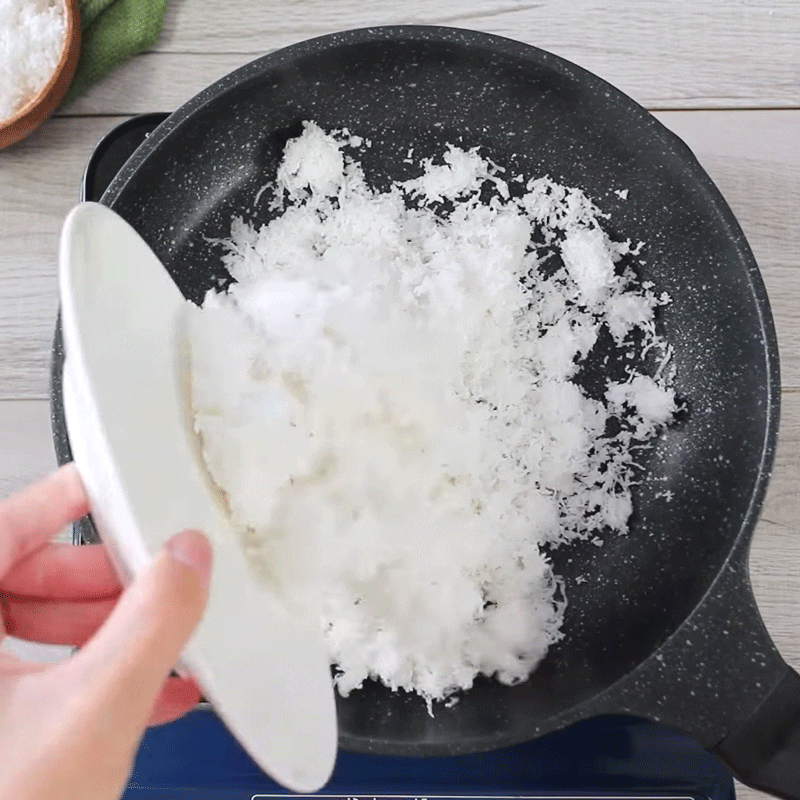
[91,24,782,751]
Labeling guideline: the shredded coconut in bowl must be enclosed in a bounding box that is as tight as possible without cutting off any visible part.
[0,0,67,121]
[186,122,677,713]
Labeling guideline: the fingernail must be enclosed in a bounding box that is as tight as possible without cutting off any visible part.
[165,529,213,580]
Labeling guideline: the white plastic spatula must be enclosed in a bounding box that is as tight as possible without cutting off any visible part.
[58,201,338,793]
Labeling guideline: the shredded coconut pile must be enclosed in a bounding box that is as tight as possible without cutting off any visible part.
[187,122,676,711]
[0,0,66,121]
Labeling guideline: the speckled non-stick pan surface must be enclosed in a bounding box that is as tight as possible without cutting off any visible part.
[51,27,800,799]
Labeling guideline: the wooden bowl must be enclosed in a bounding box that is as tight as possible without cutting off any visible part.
[0,0,81,151]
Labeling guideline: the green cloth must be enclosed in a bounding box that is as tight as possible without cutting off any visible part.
[60,0,170,108]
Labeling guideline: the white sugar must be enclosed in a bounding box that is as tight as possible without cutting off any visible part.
[189,122,677,711]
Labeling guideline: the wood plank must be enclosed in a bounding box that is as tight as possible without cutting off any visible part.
[1,111,798,398]
[750,391,800,654]
[0,399,59,498]
[0,117,130,399]
[60,0,800,115]
[0,398,77,549]
[654,111,800,393]
[61,54,233,117]
[654,111,800,270]
[0,403,74,662]
[737,784,764,800]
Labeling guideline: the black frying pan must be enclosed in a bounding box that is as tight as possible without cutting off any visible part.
[49,26,799,799]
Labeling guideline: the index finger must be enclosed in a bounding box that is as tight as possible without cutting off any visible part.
[2,543,121,600]
[0,464,89,578]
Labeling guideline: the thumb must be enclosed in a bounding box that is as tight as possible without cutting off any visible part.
[68,529,212,734]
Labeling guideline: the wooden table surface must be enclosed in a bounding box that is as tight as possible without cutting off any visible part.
[1,1,799,797]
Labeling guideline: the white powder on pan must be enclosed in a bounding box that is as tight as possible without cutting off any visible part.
[187,122,676,711]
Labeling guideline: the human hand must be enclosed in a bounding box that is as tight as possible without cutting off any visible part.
[0,464,212,800]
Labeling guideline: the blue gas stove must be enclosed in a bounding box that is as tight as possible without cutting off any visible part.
[125,707,734,800]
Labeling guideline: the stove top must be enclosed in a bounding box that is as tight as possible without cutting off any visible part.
[128,707,734,800]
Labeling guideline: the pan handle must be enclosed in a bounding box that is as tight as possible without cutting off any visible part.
[714,665,800,800]
[585,533,800,800]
